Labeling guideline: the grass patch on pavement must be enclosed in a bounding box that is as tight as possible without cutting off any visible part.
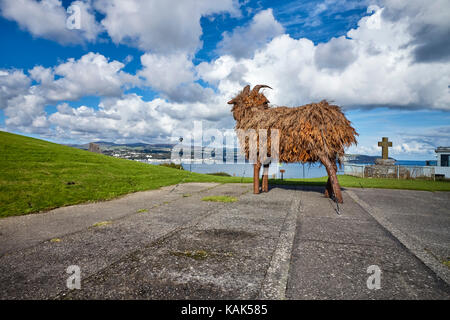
[171,250,209,260]
[201,195,238,203]
[91,221,112,228]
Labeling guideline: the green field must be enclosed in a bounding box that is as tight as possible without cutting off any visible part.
[0,131,449,217]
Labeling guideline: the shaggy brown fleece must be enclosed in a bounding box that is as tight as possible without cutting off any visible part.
[228,85,358,164]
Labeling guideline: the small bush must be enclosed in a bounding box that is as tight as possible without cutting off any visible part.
[159,163,184,170]
[207,172,231,177]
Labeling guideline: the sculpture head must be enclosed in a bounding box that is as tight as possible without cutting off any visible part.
[228,85,272,116]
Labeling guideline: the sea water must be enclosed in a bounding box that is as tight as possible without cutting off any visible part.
[146,160,430,179]
[180,162,335,179]
[180,160,431,179]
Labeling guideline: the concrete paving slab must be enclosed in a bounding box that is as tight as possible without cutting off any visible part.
[286,187,450,300]
[349,188,449,263]
[347,188,450,286]
[276,185,373,221]
[297,216,398,247]
[288,241,448,299]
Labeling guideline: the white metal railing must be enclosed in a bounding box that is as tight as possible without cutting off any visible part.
[344,164,366,178]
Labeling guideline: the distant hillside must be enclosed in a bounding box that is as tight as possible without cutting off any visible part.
[0,131,244,217]
[67,141,176,160]
[68,141,242,161]
[68,141,176,149]
[343,154,396,164]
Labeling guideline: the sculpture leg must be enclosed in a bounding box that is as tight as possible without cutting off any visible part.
[253,161,261,194]
[331,160,343,203]
[324,158,337,198]
[262,164,269,192]
[321,156,343,203]
[324,177,332,198]
[331,170,343,203]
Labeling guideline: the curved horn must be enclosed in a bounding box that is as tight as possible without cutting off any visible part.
[242,85,250,95]
[251,85,272,94]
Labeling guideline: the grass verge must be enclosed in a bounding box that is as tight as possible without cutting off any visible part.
[269,175,450,192]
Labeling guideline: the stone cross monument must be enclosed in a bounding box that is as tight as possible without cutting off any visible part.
[375,137,395,165]
[378,137,392,159]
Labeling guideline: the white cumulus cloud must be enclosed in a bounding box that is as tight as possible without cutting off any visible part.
[30,52,139,102]
[217,8,285,59]
[1,53,138,132]
[139,52,215,103]
[94,0,240,54]
[0,0,102,44]
[199,5,450,111]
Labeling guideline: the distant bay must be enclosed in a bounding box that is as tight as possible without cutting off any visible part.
[180,162,332,179]
[145,160,433,179]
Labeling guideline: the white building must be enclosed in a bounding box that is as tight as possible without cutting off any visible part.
[435,147,450,178]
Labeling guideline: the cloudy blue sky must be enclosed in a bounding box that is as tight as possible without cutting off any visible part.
[0,0,449,160]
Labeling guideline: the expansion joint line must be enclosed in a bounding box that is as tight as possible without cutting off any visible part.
[258,194,301,300]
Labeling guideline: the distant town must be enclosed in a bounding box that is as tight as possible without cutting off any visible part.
[68,141,175,161]
[68,141,246,163]
[70,141,407,165]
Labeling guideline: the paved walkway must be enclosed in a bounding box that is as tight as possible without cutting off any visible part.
[286,186,449,299]
[348,188,450,284]
[0,183,448,299]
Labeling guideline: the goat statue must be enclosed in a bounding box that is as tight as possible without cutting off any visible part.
[228,85,358,203]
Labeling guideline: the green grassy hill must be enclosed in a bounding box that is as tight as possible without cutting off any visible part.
[1,131,448,218]
[0,131,248,217]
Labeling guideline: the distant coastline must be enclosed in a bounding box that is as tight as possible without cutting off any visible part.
[68,142,437,172]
